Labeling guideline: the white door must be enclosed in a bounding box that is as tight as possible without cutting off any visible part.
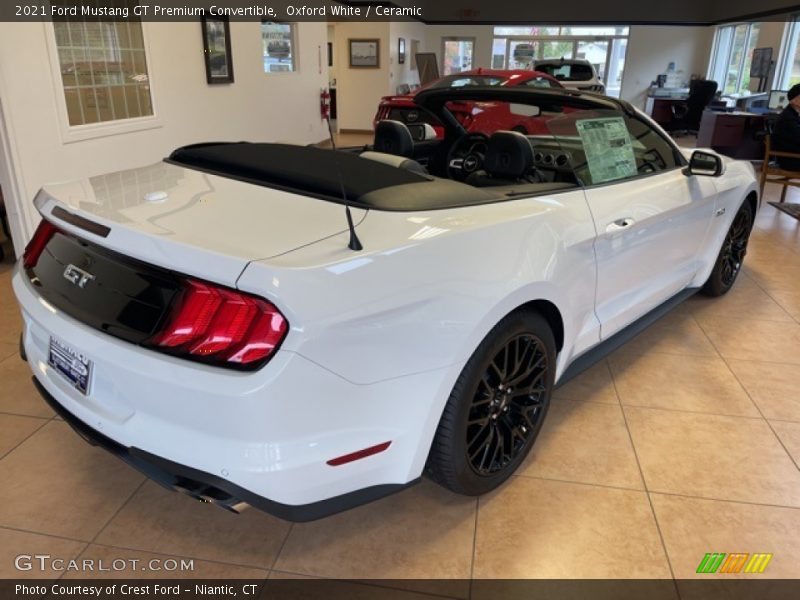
[547,109,718,339]
[588,168,717,337]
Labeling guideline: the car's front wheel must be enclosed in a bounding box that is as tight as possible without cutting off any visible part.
[427,310,555,495]
[701,200,753,297]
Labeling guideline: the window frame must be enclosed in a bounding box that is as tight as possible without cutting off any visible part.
[490,29,630,97]
[707,22,761,96]
[440,37,476,76]
[44,20,162,144]
[775,16,800,90]
[261,21,299,75]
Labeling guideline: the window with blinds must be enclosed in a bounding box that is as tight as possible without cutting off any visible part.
[53,17,154,126]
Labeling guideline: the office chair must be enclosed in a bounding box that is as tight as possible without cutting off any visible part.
[669,79,719,135]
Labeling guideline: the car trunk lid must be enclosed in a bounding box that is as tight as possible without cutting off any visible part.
[35,160,364,287]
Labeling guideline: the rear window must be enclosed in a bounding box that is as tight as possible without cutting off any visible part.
[536,63,594,82]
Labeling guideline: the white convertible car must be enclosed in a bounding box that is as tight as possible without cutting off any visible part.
[13,87,757,520]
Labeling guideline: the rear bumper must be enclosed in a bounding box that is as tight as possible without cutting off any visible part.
[12,265,448,517]
[32,376,417,521]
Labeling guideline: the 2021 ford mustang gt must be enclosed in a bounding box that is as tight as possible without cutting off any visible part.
[13,87,758,521]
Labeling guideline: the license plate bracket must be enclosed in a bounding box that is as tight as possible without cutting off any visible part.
[48,336,93,395]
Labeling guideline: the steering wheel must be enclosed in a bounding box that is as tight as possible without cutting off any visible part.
[446,133,489,180]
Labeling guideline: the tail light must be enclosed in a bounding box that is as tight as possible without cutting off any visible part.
[23,219,60,269]
[146,279,288,369]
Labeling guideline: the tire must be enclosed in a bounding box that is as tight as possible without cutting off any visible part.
[427,310,555,495]
[511,125,528,134]
[700,200,753,297]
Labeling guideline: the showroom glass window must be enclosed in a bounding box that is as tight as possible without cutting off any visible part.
[778,17,800,88]
[52,16,153,125]
[708,23,761,95]
[490,26,629,98]
[442,38,475,76]
[262,22,297,73]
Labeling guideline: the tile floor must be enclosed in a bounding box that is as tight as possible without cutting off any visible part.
[1,179,800,595]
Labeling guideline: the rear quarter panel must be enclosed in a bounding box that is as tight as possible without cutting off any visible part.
[236,190,600,387]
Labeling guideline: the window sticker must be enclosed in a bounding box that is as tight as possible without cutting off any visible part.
[576,117,637,184]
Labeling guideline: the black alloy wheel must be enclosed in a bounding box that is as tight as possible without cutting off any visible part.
[466,334,548,476]
[701,200,753,297]
[427,310,555,495]
[720,207,751,288]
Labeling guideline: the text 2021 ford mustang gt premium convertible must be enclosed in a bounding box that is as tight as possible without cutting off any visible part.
[13,88,758,521]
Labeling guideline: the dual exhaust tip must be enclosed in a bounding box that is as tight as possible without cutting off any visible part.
[171,477,249,514]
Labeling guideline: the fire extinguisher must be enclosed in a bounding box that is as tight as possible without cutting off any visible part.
[321,88,331,120]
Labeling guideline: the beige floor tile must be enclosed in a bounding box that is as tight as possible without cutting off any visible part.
[0,527,87,578]
[0,342,17,361]
[274,480,474,589]
[684,276,793,324]
[474,477,671,578]
[96,481,290,570]
[764,287,800,321]
[0,357,54,418]
[611,310,718,358]
[744,263,800,293]
[698,316,800,364]
[61,544,269,579]
[609,352,759,417]
[0,305,22,344]
[0,421,144,540]
[624,407,800,506]
[520,399,643,489]
[651,493,800,579]
[727,359,800,422]
[770,420,800,466]
[0,413,47,458]
[554,360,618,404]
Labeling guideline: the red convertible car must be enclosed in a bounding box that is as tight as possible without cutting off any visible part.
[373,69,563,136]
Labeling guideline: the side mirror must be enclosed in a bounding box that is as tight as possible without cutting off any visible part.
[684,150,724,177]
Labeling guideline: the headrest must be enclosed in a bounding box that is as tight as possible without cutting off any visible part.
[483,131,535,179]
[374,120,414,158]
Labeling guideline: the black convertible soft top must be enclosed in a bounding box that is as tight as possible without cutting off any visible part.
[167,141,496,211]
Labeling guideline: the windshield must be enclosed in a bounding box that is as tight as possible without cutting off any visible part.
[428,75,507,89]
[536,63,594,82]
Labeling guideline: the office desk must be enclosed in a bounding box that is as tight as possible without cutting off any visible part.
[696,110,766,160]
[645,90,689,129]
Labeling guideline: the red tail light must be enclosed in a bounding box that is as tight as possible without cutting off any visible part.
[147,279,288,369]
[23,219,60,269]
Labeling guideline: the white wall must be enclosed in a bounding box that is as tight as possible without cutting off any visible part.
[389,21,428,90]
[620,26,715,109]
[0,21,330,253]
[330,22,391,131]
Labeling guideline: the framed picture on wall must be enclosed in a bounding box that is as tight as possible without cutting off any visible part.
[349,39,380,68]
[398,38,406,64]
[201,16,234,84]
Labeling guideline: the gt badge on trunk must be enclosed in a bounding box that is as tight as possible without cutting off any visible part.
[63,264,95,289]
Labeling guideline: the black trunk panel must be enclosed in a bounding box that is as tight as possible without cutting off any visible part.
[27,232,181,344]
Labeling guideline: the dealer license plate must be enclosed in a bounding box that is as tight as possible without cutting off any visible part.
[48,337,93,395]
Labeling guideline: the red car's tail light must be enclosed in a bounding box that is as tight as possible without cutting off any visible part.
[23,219,60,269]
[147,279,288,369]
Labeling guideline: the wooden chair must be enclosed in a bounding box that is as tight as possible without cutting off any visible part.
[759,132,800,203]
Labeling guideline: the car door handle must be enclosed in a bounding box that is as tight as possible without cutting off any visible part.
[606,218,635,233]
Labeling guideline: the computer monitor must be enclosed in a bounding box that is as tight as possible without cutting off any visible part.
[769,90,789,111]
